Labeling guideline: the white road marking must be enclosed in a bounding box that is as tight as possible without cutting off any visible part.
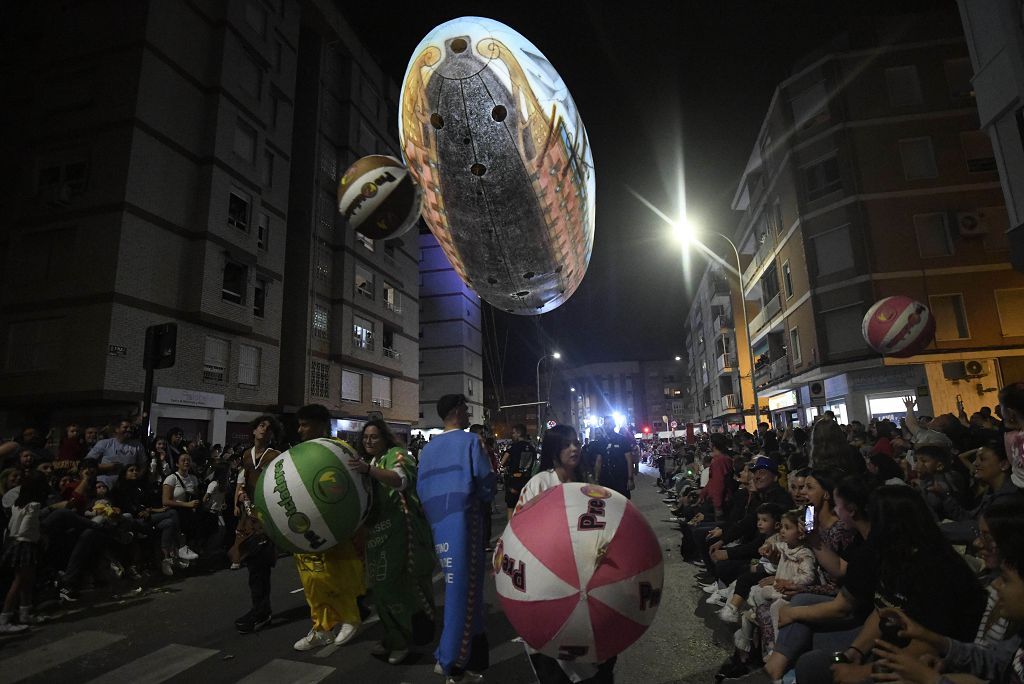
[85,643,218,684]
[235,658,334,684]
[0,630,125,683]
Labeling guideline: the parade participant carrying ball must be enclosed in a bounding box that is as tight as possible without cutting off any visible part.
[253,437,371,554]
[496,424,664,677]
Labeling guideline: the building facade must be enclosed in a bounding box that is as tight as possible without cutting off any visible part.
[724,10,1023,428]
[417,228,485,430]
[682,264,757,432]
[0,0,420,443]
[956,0,1024,272]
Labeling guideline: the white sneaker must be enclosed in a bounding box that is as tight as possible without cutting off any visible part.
[161,558,174,577]
[717,604,740,624]
[294,628,333,651]
[702,582,722,594]
[229,562,241,570]
[705,591,728,606]
[333,622,358,645]
[177,546,199,561]
[388,648,409,664]
[0,622,28,634]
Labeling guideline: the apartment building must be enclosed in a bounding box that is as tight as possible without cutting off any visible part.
[417,227,485,430]
[0,0,420,442]
[682,264,756,432]
[0,0,301,442]
[956,1,1024,271]
[278,0,419,441]
[727,10,1023,428]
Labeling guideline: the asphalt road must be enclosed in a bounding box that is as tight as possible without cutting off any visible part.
[0,466,729,684]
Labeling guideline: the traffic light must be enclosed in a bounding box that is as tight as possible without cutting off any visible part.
[642,425,651,434]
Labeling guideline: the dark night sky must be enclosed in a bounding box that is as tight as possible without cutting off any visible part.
[341,0,955,388]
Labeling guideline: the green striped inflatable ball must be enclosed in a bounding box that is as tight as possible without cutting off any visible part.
[253,438,371,554]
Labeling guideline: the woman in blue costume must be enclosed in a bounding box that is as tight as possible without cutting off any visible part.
[417,394,496,683]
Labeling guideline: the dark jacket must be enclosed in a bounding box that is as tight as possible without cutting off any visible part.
[722,482,793,546]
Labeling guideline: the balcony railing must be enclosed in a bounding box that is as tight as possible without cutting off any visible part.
[770,356,790,380]
[716,353,737,374]
[721,393,739,411]
[356,285,374,300]
[710,278,731,305]
[383,346,400,360]
[372,398,393,408]
[384,299,403,314]
[748,294,781,336]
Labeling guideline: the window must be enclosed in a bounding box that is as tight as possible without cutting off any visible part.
[382,328,399,359]
[823,305,867,355]
[811,225,855,276]
[341,370,362,402]
[5,319,60,371]
[244,0,266,36]
[885,66,923,107]
[383,283,401,313]
[772,200,784,236]
[782,260,793,298]
[238,344,260,386]
[233,120,256,163]
[790,81,829,130]
[944,58,974,100]
[256,213,269,250]
[36,159,88,198]
[371,374,392,408]
[790,328,802,365]
[222,261,247,304]
[228,191,250,231]
[760,263,780,304]
[961,131,997,173]
[356,232,374,252]
[239,57,262,100]
[263,150,274,187]
[995,289,1024,337]
[913,213,954,258]
[313,304,329,339]
[309,360,329,398]
[319,143,337,181]
[899,137,938,180]
[203,337,229,382]
[355,265,374,299]
[353,316,374,350]
[930,294,970,340]
[253,278,267,318]
[317,192,334,233]
[313,241,331,283]
[803,156,841,201]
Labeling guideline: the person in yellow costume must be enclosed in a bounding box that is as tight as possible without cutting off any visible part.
[291,403,366,651]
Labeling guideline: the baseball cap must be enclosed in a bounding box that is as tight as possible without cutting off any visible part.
[436,394,468,420]
[749,456,778,474]
[912,428,953,449]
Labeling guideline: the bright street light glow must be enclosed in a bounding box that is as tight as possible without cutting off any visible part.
[570,386,576,392]
[552,351,561,359]
[612,412,626,428]
[674,355,682,361]
[672,216,697,245]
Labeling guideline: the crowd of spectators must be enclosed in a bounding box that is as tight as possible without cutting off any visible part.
[657,383,1024,683]
[0,416,250,633]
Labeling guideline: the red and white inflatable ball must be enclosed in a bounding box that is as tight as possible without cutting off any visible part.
[494,483,664,663]
[862,296,936,357]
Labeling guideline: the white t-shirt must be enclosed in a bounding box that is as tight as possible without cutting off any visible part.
[162,472,199,502]
[514,469,564,514]
[205,480,226,512]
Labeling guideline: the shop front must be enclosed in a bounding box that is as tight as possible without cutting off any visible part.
[767,390,800,429]
[151,387,264,447]
[822,365,931,425]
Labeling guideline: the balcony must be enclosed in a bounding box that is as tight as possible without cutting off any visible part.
[384,299,403,315]
[710,278,731,306]
[383,346,401,360]
[372,398,393,408]
[755,355,792,388]
[749,294,781,336]
[356,284,374,300]
[714,314,732,335]
[770,356,790,380]
[721,393,739,411]
[716,353,737,374]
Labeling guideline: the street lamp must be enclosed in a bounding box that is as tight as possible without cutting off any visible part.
[674,355,682,361]
[673,218,760,427]
[536,351,561,438]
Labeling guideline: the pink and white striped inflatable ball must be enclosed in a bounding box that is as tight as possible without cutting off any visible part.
[862,296,936,357]
[494,483,664,663]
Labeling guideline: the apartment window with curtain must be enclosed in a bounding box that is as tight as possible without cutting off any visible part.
[312,304,329,340]
[353,316,374,350]
[238,344,260,386]
[309,360,329,398]
[914,213,954,258]
[203,337,229,382]
[341,370,362,402]
[930,294,970,340]
[371,374,392,408]
[995,289,1024,337]
[810,225,855,277]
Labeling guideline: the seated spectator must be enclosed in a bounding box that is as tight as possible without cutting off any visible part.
[55,424,86,473]
[704,502,784,612]
[942,439,1019,544]
[869,495,1024,683]
[793,485,987,683]
[162,452,201,562]
[809,420,864,474]
[914,444,972,518]
[114,464,181,577]
[867,453,906,486]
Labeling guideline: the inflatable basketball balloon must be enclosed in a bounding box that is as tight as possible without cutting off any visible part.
[253,438,371,554]
[338,155,423,240]
[494,483,664,663]
[862,296,936,357]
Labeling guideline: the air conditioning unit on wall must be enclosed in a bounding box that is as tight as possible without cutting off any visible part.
[943,360,987,380]
[956,210,989,238]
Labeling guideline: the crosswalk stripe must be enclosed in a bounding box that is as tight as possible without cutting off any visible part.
[85,643,218,684]
[0,630,125,684]
[236,659,334,684]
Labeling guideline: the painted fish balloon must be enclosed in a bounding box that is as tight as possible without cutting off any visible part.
[399,16,596,315]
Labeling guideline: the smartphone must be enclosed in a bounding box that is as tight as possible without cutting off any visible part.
[804,504,815,532]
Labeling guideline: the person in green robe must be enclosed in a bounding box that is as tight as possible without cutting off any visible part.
[349,419,436,665]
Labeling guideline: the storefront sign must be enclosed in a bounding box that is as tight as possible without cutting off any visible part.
[848,366,924,393]
[767,391,798,411]
[155,387,224,409]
